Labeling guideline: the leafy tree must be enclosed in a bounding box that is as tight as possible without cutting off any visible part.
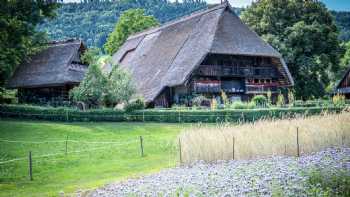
[70,63,107,107]
[81,47,101,65]
[0,0,59,86]
[241,0,343,99]
[104,8,159,55]
[105,64,135,105]
[341,42,350,67]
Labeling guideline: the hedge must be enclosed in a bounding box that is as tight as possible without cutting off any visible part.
[0,104,345,123]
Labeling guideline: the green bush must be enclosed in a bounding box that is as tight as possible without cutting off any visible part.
[252,95,267,107]
[0,104,343,123]
[124,99,145,112]
[306,168,350,196]
[230,101,256,109]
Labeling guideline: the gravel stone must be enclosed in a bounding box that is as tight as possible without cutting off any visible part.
[87,147,350,197]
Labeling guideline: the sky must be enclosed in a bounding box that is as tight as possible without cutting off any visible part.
[63,0,350,11]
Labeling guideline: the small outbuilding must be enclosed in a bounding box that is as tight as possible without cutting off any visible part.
[7,39,88,104]
[335,64,350,98]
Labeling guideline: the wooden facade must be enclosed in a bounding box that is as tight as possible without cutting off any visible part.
[335,65,350,98]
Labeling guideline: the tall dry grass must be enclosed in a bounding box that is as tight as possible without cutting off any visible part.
[179,112,350,164]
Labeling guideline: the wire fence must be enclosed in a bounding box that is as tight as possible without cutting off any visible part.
[0,139,139,165]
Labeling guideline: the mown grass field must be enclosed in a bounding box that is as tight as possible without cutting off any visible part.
[0,120,184,197]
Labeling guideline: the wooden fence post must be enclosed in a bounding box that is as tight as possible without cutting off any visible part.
[65,135,68,155]
[142,111,145,122]
[296,127,300,157]
[232,137,235,160]
[179,138,182,165]
[139,136,144,157]
[284,144,287,156]
[29,151,33,181]
[178,111,181,123]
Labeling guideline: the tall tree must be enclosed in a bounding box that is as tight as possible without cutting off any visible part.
[241,0,343,99]
[341,42,350,67]
[0,0,59,87]
[104,8,159,55]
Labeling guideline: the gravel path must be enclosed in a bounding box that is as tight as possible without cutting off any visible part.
[88,147,350,197]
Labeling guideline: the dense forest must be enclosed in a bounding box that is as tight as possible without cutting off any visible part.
[331,11,350,41]
[38,0,207,48]
[37,0,246,48]
[38,0,349,49]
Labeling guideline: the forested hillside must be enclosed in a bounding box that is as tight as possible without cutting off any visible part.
[38,0,207,48]
[332,11,350,41]
[38,0,350,49]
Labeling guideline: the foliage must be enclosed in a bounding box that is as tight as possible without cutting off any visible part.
[38,0,206,49]
[210,98,217,110]
[241,0,343,99]
[276,92,285,107]
[332,93,346,107]
[191,95,209,107]
[124,98,145,112]
[332,11,350,42]
[221,90,229,108]
[0,104,343,123]
[252,95,267,108]
[306,168,350,197]
[288,89,295,106]
[70,64,107,107]
[341,41,350,67]
[81,47,101,65]
[105,64,135,105]
[0,88,17,104]
[230,101,256,109]
[266,90,272,106]
[0,0,59,86]
[104,8,159,55]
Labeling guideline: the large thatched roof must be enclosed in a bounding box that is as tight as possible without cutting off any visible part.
[7,39,87,88]
[112,3,294,102]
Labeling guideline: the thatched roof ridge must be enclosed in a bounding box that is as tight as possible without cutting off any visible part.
[112,3,294,103]
[7,39,88,88]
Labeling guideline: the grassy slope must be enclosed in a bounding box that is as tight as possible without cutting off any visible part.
[0,120,184,197]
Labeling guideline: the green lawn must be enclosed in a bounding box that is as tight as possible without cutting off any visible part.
[0,120,184,197]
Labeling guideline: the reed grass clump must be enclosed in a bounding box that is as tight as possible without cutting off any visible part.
[179,112,350,164]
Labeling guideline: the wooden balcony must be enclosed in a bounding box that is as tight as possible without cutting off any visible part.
[193,80,245,93]
[193,80,221,93]
[245,83,278,94]
[196,65,277,78]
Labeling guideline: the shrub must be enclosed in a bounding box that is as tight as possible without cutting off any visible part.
[252,95,267,108]
[210,98,217,110]
[306,168,350,196]
[276,93,285,107]
[333,93,346,107]
[191,95,209,107]
[288,89,295,106]
[124,99,145,112]
[221,90,229,108]
[0,104,344,123]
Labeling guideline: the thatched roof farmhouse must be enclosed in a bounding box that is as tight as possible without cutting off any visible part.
[112,3,294,107]
[7,39,88,104]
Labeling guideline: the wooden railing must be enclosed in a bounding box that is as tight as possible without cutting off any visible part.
[196,65,277,78]
[245,84,278,93]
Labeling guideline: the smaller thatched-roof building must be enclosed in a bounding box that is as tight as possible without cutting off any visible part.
[7,39,88,104]
[335,64,350,98]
